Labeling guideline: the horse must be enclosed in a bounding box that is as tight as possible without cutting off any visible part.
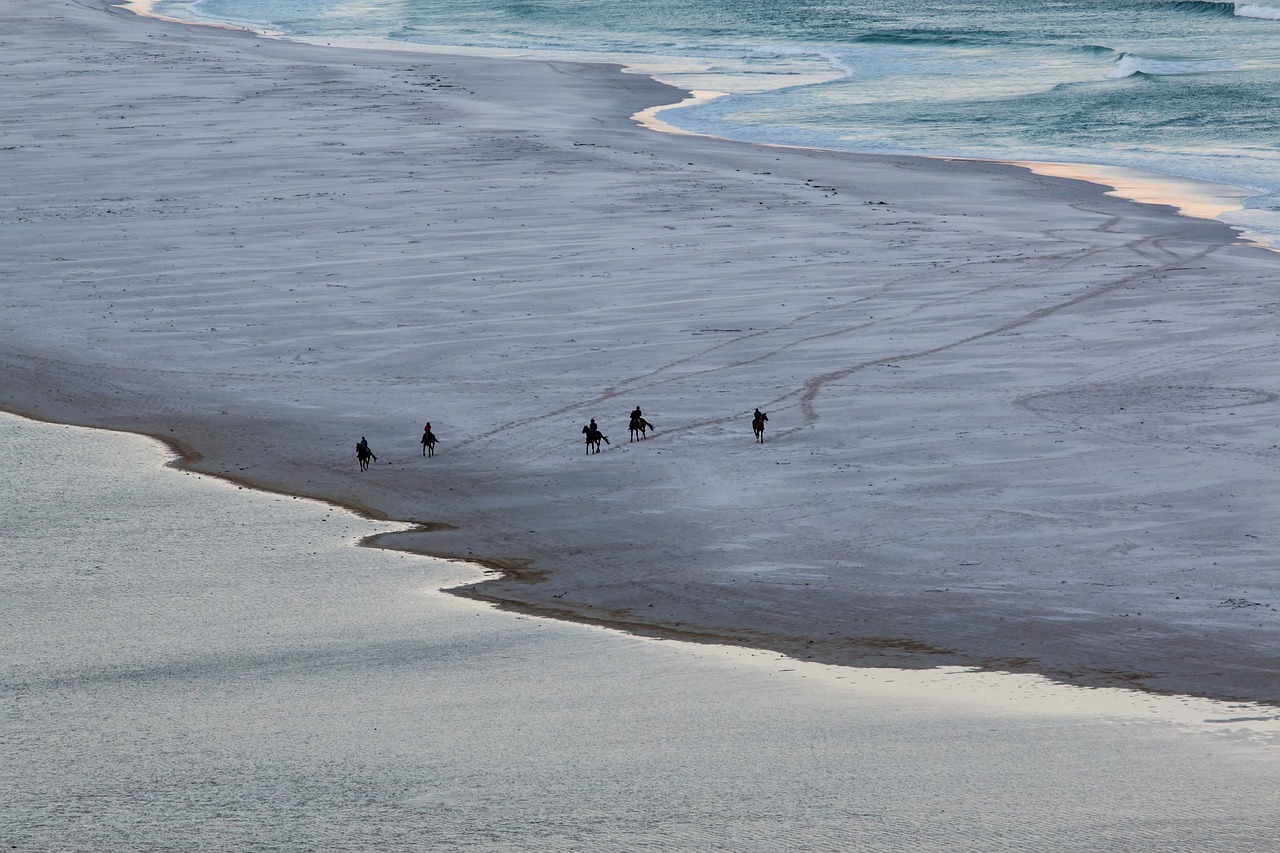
[356,441,376,470]
[421,429,437,457]
[583,423,609,454]
[628,415,654,442]
[752,409,768,443]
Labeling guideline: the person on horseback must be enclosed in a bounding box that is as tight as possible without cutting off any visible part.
[628,406,653,441]
[752,409,768,442]
[356,436,377,470]
[582,418,608,453]
[421,423,437,457]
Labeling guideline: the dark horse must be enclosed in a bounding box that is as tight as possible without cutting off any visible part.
[356,437,377,470]
[583,421,609,454]
[752,408,768,443]
[628,414,654,442]
[421,428,437,457]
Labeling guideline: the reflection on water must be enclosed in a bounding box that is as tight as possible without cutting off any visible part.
[3,411,1279,850]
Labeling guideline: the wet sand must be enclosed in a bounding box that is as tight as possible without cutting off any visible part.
[4,0,1280,703]
[9,410,1280,850]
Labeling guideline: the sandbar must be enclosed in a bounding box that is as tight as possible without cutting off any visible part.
[4,0,1280,703]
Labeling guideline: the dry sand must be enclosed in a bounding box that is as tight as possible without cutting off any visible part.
[4,0,1280,703]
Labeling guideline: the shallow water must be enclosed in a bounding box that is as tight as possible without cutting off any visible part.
[4,410,1280,850]
[145,0,1280,246]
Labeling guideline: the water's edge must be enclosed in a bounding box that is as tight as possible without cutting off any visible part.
[119,0,1266,246]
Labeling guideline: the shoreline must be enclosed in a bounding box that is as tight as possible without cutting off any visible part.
[12,410,1280,850]
[6,0,1280,705]
[120,0,1267,246]
[5,400,1269,704]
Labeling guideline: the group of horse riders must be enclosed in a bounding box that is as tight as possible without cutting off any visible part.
[583,406,656,454]
[356,423,434,469]
[357,407,768,468]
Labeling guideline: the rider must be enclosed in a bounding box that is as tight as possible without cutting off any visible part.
[359,436,376,461]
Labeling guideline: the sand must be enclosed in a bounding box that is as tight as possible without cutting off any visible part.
[4,0,1280,703]
[9,410,1280,850]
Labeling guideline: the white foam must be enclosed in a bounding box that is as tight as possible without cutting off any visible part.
[1106,52,1235,78]
[1235,2,1280,19]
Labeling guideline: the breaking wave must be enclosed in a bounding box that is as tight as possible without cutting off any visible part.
[1106,53,1235,78]
[1234,3,1280,19]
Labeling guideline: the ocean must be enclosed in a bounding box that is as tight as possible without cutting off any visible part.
[146,0,1280,245]
[6,410,1280,847]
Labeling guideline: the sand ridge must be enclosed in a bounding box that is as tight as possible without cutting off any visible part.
[4,0,1280,702]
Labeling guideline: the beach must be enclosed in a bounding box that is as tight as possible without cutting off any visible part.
[10,411,1280,850]
[4,0,1280,704]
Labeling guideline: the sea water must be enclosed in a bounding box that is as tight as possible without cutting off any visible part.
[145,0,1280,245]
[5,410,1280,849]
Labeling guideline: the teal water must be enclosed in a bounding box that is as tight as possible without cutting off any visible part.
[150,0,1280,240]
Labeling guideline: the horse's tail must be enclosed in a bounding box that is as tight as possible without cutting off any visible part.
[643,419,654,431]
[602,434,610,444]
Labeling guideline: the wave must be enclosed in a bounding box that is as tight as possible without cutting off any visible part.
[748,44,863,78]
[1148,0,1280,22]
[851,29,1014,48]
[1145,0,1238,17]
[1234,3,1280,19]
[1106,53,1235,78]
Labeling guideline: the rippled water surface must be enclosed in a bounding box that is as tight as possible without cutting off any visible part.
[4,411,1280,850]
